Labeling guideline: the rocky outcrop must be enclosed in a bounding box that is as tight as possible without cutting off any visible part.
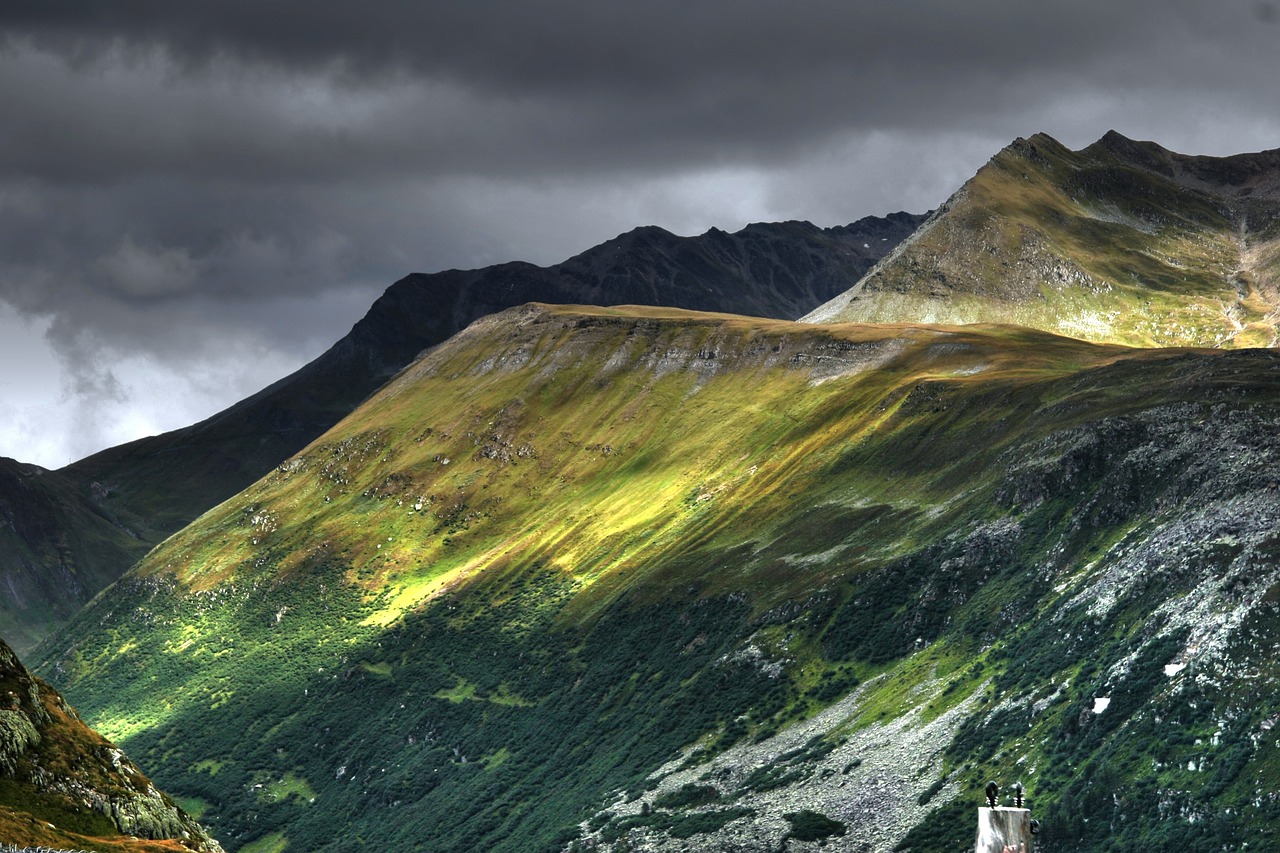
[0,637,221,852]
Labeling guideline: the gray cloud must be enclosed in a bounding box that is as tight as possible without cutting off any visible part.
[1,0,1279,467]
[4,2,1277,184]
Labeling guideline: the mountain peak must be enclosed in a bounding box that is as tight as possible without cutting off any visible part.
[803,132,1280,347]
[1084,129,1175,174]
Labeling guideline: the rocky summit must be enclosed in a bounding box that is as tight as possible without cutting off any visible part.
[804,131,1280,348]
[35,298,1280,852]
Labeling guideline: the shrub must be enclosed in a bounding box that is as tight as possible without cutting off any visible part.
[784,809,847,842]
[653,783,721,810]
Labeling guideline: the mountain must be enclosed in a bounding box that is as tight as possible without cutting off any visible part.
[0,634,220,852]
[47,214,925,606]
[64,214,925,539]
[803,131,1280,347]
[0,458,149,655]
[37,303,1280,851]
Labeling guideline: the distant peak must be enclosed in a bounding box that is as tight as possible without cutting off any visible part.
[623,224,676,239]
[1084,130,1175,175]
[997,133,1069,163]
[1093,129,1167,152]
[1027,131,1066,148]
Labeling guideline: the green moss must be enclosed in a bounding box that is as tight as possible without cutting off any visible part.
[240,830,288,853]
[260,773,316,805]
[652,783,721,810]
[174,794,210,820]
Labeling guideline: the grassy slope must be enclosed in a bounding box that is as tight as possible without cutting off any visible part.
[805,132,1280,348]
[59,214,925,561]
[36,304,1280,852]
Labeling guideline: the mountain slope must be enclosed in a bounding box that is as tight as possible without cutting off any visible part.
[804,132,1280,347]
[4,214,921,690]
[38,304,1280,852]
[0,635,220,852]
[50,214,925,596]
[0,458,149,654]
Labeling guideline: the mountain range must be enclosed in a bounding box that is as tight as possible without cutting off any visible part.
[9,131,1280,852]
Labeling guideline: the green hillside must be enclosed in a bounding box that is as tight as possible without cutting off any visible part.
[62,214,924,548]
[805,131,1280,348]
[36,303,1280,851]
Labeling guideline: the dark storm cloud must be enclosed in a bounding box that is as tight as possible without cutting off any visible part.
[1,1,1258,94]
[2,1,1275,185]
[0,0,1278,466]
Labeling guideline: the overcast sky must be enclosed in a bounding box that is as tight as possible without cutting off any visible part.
[2,1,1279,468]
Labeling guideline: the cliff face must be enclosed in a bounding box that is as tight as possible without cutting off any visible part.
[0,637,221,853]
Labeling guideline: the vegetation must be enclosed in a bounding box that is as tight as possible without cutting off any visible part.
[784,809,847,842]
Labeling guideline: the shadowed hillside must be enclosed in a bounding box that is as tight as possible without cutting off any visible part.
[0,459,148,655]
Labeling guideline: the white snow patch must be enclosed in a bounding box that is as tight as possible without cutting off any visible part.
[1164,662,1187,677]
[1092,697,1111,714]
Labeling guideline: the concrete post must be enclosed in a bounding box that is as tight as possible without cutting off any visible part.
[974,806,1032,852]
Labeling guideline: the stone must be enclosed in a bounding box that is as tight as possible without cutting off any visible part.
[974,806,1031,852]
